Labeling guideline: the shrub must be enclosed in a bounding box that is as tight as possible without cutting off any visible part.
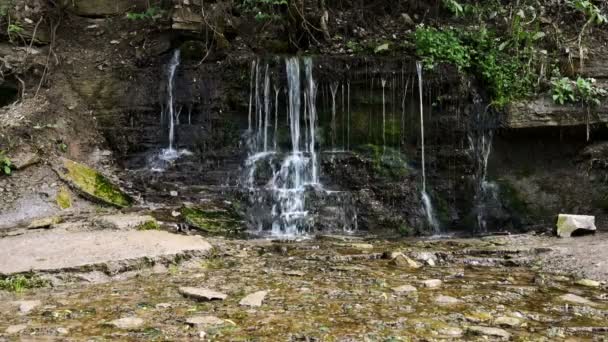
[0,151,12,175]
[415,27,471,71]
[551,76,607,106]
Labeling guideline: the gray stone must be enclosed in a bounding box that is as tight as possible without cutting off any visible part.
[421,279,442,288]
[401,13,415,26]
[576,279,601,287]
[179,287,227,301]
[391,285,417,294]
[15,300,41,314]
[11,152,40,170]
[560,293,595,305]
[239,290,268,307]
[57,327,69,335]
[390,253,421,269]
[467,326,511,339]
[0,230,212,274]
[556,214,596,237]
[186,315,225,328]
[434,295,461,305]
[109,317,144,330]
[5,324,27,334]
[494,316,522,327]
[439,327,463,337]
[94,214,158,230]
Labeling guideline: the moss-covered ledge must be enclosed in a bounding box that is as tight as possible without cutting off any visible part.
[54,158,133,208]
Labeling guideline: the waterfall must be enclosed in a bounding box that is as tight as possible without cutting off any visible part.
[248,60,255,131]
[151,50,191,171]
[305,58,319,184]
[468,94,497,232]
[330,83,339,150]
[274,85,279,150]
[381,78,387,152]
[347,81,351,151]
[416,61,440,233]
[263,64,271,152]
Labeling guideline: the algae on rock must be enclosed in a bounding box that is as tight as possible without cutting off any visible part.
[55,158,133,208]
[181,205,245,234]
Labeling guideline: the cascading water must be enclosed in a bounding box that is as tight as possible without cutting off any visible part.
[330,83,339,150]
[150,50,191,171]
[468,94,498,232]
[381,78,387,152]
[416,61,440,233]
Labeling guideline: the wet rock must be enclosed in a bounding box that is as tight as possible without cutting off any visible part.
[576,279,600,287]
[467,326,511,339]
[391,285,417,294]
[240,290,268,307]
[54,158,133,208]
[559,293,594,305]
[556,214,596,237]
[94,214,158,230]
[421,279,442,288]
[27,216,62,229]
[109,317,144,330]
[179,287,227,301]
[438,327,463,337]
[434,295,461,305]
[411,251,438,266]
[14,300,41,314]
[494,316,522,327]
[186,315,224,328]
[11,152,40,170]
[5,324,27,334]
[390,253,421,269]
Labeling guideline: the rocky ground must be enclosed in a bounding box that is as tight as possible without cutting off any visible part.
[0,218,607,341]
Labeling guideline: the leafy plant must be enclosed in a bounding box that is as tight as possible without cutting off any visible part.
[415,27,471,70]
[551,77,576,105]
[0,151,12,175]
[238,0,288,21]
[7,23,22,34]
[442,0,464,17]
[126,6,163,21]
[569,0,607,69]
[0,274,48,292]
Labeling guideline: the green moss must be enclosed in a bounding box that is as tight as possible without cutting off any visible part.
[0,274,49,293]
[354,144,409,179]
[137,220,160,231]
[56,186,72,209]
[58,159,133,208]
[181,206,245,234]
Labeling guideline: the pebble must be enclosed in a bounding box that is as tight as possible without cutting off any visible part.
[560,293,594,305]
[57,327,69,335]
[5,324,27,334]
[434,295,461,305]
[438,327,463,337]
[467,326,511,339]
[494,316,522,327]
[186,315,224,328]
[391,285,417,294]
[15,300,41,314]
[576,279,600,287]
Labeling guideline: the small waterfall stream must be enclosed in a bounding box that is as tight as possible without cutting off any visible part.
[416,62,440,233]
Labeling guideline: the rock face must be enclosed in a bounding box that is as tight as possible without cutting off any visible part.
[61,0,145,16]
[239,291,268,307]
[505,96,608,128]
[179,287,228,301]
[556,214,596,237]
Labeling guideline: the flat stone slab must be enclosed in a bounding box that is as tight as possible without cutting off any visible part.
[0,230,212,274]
[179,287,228,301]
[239,290,268,307]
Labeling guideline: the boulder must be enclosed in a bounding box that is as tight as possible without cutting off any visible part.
[434,295,461,306]
[391,285,417,294]
[54,158,133,208]
[576,279,601,287]
[494,316,522,327]
[10,152,39,170]
[421,279,442,288]
[556,214,596,237]
[389,253,421,269]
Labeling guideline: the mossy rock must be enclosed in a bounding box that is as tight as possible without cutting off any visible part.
[55,158,133,208]
[56,186,72,210]
[181,206,245,234]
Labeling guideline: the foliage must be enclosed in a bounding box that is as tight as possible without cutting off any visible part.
[7,23,22,34]
[570,0,607,25]
[238,0,288,21]
[551,76,607,105]
[442,0,464,17]
[415,27,471,71]
[126,6,163,21]
[137,220,161,231]
[0,151,12,175]
[0,274,48,293]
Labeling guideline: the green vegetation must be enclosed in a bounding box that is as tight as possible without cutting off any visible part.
[354,145,409,179]
[0,274,48,293]
[238,0,288,21]
[181,206,245,234]
[570,0,607,68]
[137,220,161,231]
[442,0,464,17]
[126,6,163,21]
[552,76,607,105]
[58,159,133,208]
[56,186,72,209]
[0,151,12,175]
[415,24,547,107]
